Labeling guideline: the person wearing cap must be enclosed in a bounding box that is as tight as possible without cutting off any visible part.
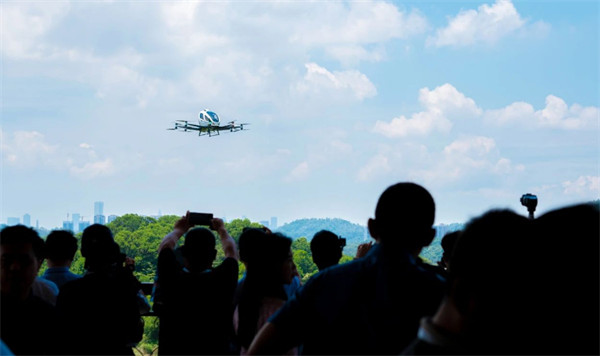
[156,212,238,355]
[247,182,446,355]
[56,224,143,355]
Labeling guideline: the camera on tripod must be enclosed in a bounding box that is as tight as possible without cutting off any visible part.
[520,193,538,219]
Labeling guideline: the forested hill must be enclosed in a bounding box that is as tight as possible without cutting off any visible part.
[275,218,368,242]
[276,218,464,263]
[275,218,369,257]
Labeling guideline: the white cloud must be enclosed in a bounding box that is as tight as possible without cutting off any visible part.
[1,3,71,59]
[69,159,115,180]
[288,3,428,63]
[563,176,600,196]
[419,84,482,117]
[357,154,391,181]
[373,83,480,137]
[2,130,117,180]
[443,136,495,157]
[286,161,310,182]
[294,63,377,101]
[485,95,599,129]
[403,136,524,185]
[1,130,58,168]
[427,0,536,47]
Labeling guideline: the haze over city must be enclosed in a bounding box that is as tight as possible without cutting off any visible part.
[2,1,598,229]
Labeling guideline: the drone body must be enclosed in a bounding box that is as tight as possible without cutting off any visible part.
[168,110,249,137]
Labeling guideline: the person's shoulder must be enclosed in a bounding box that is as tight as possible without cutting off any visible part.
[215,257,239,271]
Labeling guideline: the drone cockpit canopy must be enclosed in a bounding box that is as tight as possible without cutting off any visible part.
[199,110,220,124]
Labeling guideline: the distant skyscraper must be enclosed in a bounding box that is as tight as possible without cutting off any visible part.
[79,221,91,231]
[22,214,31,227]
[63,221,74,231]
[7,217,20,226]
[107,215,117,223]
[72,213,80,233]
[94,201,104,216]
[94,201,106,225]
[270,217,278,230]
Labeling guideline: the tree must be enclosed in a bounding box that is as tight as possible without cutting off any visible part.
[107,214,157,235]
[293,249,318,282]
[225,218,263,243]
[292,237,311,254]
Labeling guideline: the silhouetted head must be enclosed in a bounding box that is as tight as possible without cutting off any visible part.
[81,224,120,270]
[310,230,344,271]
[181,227,217,271]
[238,228,268,266]
[46,230,78,264]
[368,182,436,251]
[0,225,45,299]
[533,203,599,355]
[449,209,533,353]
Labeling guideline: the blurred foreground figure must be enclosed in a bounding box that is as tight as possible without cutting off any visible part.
[248,182,446,355]
[234,230,296,354]
[57,224,143,355]
[402,203,599,355]
[1,225,58,355]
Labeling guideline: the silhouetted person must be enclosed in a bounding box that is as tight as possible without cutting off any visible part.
[248,182,446,355]
[234,231,296,355]
[310,230,344,271]
[0,225,59,355]
[56,224,143,355]
[402,210,536,354]
[533,203,599,355]
[157,213,238,355]
[41,230,81,289]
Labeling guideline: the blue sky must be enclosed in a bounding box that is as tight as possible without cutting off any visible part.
[2,0,598,229]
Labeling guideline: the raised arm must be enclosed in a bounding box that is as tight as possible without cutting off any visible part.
[158,212,192,253]
[211,218,238,260]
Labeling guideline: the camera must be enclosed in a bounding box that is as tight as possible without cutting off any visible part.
[188,212,213,226]
[520,193,538,219]
[520,193,538,213]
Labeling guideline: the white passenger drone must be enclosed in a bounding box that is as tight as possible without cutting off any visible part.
[168,109,249,137]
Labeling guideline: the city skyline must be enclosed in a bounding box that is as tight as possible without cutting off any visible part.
[3,200,285,230]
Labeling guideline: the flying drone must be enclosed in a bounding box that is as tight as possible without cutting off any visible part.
[168,110,250,137]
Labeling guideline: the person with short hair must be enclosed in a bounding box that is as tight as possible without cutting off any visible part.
[56,224,143,355]
[157,212,239,355]
[248,182,446,355]
[234,231,296,355]
[41,230,81,289]
[1,225,59,355]
[309,230,344,271]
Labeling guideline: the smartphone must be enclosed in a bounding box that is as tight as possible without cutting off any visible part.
[188,212,213,226]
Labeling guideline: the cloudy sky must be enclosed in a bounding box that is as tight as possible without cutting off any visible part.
[2,0,598,229]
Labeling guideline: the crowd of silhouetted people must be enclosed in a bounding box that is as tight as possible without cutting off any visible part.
[1,182,598,355]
